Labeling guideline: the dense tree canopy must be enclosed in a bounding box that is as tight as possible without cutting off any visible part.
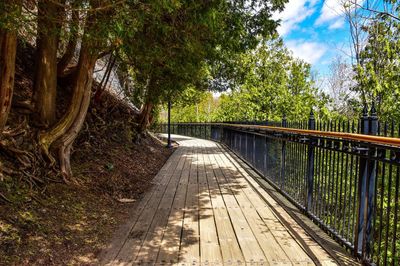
[325,0,400,121]
[0,0,288,179]
[354,7,400,120]
[165,38,330,123]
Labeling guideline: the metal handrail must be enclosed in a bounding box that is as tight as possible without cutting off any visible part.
[221,124,400,147]
[161,122,400,147]
[157,118,400,266]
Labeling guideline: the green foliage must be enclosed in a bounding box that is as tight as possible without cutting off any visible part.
[118,1,215,106]
[353,2,400,121]
[0,1,23,31]
[115,0,288,109]
[213,38,330,122]
[161,91,219,123]
[162,38,331,123]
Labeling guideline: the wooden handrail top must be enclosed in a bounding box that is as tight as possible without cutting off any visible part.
[163,122,400,147]
[221,123,400,148]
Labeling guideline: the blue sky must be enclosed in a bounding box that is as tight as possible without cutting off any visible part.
[273,0,356,77]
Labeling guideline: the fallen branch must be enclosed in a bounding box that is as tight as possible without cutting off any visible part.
[116,198,136,203]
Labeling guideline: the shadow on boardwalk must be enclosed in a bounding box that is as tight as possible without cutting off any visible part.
[98,135,351,265]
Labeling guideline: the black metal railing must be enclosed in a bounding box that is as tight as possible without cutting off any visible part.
[157,107,400,265]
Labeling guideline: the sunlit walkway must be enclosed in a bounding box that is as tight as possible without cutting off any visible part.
[100,135,343,265]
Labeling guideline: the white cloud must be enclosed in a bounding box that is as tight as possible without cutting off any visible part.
[328,18,345,29]
[273,0,319,36]
[315,0,344,25]
[315,0,364,29]
[286,40,328,64]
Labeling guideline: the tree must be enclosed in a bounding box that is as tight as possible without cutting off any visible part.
[348,0,400,22]
[0,1,21,133]
[57,3,80,77]
[213,38,327,122]
[165,90,219,123]
[118,0,288,131]
[355,10,400,120]
[119,1,217,131]
[340,0,399,115]
[168,38,331,123]
[38,0,122,179]
[33,0,66,127]
[326,55,358,118]
[2,0,290,180]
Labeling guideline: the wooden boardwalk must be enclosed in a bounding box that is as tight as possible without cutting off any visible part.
[100,136,344,265]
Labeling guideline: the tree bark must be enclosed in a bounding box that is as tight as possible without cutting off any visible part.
[137,101,154,132]
[57,9,79,77]
[38,0,101,179]
[56,47,97,178]
[39,43,97,178]
[33,0,65,128]
[0,29,18,133]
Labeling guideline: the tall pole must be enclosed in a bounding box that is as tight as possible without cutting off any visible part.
[167,98,172,148]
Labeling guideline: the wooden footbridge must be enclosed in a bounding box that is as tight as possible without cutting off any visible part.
[100,135,357,265]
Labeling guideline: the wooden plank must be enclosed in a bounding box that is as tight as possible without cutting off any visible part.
[203,143,244,264]
[151,145,193,264]
[136,146,195,263]
[199,207,223,264]
[133,208,172,264]
[205,148,226,209]
[113,147,189,264]
[179,144,200,264]
[212,208,244,264]
[213,145,320,265]
[101,147,184,265]
[155,182,187,264]
[104,136,345,265]
[217,146,315,263]
[257,205,315,264]
[219,144,335,265]
[198,145,223,264]
[210,151,268,264]
[241,205,292,265]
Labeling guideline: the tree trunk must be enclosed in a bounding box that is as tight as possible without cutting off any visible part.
[137,101,154,132]
[38,0,100,178]
[57,9,79,77]
[0,29,18,133]
[39,43,97,178]
[56,49,96,178]
[33,0,65,128]
[39,0,104,180]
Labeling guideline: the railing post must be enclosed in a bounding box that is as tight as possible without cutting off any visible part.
[306,110,315,211]
[167,100,172,148]
[365,103,378,259]
[355,105,369,257]
[280,114,287,189]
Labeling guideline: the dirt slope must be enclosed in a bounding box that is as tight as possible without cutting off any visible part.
[0,41,173,265]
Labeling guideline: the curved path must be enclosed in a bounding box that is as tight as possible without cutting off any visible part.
[100,135,351,265]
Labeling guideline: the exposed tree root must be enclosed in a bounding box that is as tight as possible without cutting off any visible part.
[0,120,60,187]
[0,192,12,203]
[1,117,27,138]
[11,99,35,113]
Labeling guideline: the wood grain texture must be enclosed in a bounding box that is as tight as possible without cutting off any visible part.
[100,135,355,265]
